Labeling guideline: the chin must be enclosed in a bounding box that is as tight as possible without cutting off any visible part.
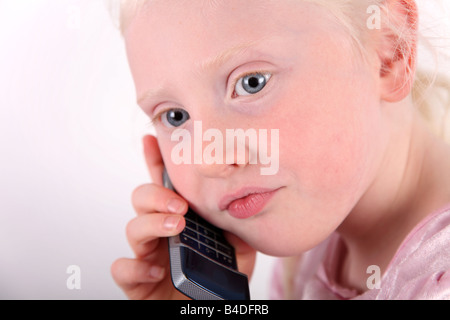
[241,231,319,257]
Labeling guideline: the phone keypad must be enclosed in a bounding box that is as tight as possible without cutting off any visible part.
[179,210,237,270]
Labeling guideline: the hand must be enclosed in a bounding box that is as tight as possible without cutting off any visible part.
[111,135,189,300]
[111,135,257,299]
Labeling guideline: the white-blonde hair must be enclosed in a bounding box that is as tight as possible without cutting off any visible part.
[106,0,450,142]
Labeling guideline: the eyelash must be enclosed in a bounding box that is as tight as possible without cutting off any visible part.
[150,110,166,126]
[150,69,272,125]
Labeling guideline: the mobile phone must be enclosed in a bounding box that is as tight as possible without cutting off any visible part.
[163,168,250,300]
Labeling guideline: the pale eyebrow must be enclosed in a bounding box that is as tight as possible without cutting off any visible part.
[137,85,165,107]
[194,39,264,72]
[137,39,267,107]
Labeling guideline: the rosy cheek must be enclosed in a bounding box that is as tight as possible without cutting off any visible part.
[275,90,372,199]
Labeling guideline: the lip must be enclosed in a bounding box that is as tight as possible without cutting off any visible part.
[219,187,281,219]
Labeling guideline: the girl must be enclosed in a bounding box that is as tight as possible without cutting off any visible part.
[110,0,450,299]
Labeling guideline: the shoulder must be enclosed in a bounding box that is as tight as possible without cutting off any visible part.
[367,206,450,300]
[269,236,337,300]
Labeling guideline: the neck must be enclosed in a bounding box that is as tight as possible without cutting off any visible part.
[336,98,450,292]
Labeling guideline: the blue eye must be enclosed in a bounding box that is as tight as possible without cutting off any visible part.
[234,72,271,97]
[161,109,190,128]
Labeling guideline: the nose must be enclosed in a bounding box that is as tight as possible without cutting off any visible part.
[192,122,259,179]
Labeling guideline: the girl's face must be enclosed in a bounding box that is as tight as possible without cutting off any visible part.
[125,0,387,256]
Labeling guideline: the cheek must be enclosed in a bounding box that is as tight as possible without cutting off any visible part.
[300,127,370,198]
[158,136,194,187]
[236,99,382,256]
[276,75,381,204]
[158,137,212,211]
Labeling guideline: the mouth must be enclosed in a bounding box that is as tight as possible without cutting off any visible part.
[219,187,282,219]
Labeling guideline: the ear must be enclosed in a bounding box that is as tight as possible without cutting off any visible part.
[378,0,418,102]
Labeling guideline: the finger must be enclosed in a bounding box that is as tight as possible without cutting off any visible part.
[143,135,164,185]
[131,183,188,215]
[126,213,186,257]
[111,258,165,290]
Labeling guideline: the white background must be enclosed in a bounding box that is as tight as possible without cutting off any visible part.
[0,0,449,299]
[0,0,277,299]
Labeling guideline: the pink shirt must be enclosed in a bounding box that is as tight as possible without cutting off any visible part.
[270,205,450,300]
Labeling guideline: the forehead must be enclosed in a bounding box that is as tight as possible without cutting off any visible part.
[125,0,292,45]
[124,0,341,102]
[125,0,295,62]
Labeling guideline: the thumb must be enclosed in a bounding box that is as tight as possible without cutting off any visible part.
[142,135,164,185]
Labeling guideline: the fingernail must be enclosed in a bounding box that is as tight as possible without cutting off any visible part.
[167,198,185,214]
[163,215,181,231]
